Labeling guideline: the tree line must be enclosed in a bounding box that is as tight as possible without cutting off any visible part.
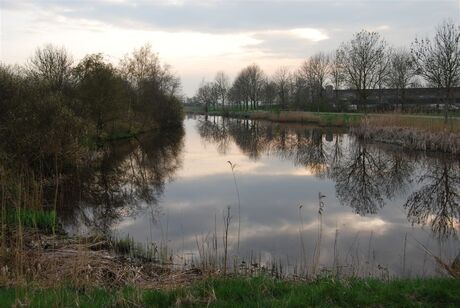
[193,20,460,120]
[0,44,183,167]
[0,44,184,211]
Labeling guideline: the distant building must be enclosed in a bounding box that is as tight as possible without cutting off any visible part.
[327,87,460,111]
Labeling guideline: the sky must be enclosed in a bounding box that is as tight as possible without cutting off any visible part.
[1,0,459,96]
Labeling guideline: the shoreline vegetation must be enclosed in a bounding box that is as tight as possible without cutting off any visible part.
[2,277,460,307]
[1,225,460,306]
[186,108,460,154]
[1,207,460,305]
[0,43,187,304]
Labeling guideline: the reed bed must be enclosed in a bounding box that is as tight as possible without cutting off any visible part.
[352,116,460,154]
[366,114,460,133]
[2,216,459,291]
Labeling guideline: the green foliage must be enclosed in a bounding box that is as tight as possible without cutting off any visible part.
[0,44,184,216]
[73,53,128,137]
[1,277,459,307]
[0,287,142,307]
[5,209,56,233]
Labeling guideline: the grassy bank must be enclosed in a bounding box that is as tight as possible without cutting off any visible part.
[1,277,460,307]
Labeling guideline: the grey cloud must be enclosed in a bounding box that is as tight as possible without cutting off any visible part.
[245,31,341,59]
[247,32,318,58]
[3,0,458,34]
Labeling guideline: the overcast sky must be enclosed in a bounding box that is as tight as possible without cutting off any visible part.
[1,0,459,95]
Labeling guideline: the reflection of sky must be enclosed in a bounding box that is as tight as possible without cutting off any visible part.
[178,119,309,178]
[115,118,459,277]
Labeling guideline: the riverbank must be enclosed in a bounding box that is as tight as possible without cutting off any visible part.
[189,109,363,127]
[2,276,460,307]
[190,110,460,154]
[2,218,460,306]
[353,114,460,154]
[0,228,204,290]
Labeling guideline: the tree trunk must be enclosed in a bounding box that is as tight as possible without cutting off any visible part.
[444,88,451,124]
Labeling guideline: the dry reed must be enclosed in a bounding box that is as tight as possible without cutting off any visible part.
[352,115,460,154]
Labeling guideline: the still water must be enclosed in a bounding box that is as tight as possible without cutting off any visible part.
[62,115,460,277]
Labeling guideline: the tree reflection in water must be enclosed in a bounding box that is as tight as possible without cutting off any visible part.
[332,139,415,215]
[60,126,184,234]
[197,116,458,239]
[404,157,460,239]
[333,141,389,215]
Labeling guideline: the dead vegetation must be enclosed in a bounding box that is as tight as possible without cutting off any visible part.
[0,230,204,289]
[352,115,460,154]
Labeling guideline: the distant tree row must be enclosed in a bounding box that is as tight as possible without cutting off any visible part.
[193,20,460,121]
[0,44,183,177]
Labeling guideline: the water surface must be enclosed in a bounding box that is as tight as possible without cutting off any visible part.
[63,115,460,277]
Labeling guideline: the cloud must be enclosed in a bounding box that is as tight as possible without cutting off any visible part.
[290,28,329,41]
[3,0,456,35]
[246,28,329,58]
[2,0,459,95]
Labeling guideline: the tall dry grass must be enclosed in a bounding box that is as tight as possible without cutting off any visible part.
[353,115,460,154]
[366,114,460,134]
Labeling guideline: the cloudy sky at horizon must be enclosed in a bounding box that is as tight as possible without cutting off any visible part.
[1,0,459,95]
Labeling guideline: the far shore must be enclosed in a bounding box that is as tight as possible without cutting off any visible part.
[186,109,460,154]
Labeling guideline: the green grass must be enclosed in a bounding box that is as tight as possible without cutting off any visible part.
[1,277,459,307]
[5,209,56,233]
[0,287,143,307]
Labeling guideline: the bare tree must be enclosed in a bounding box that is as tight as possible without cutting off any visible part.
[120,44,180,96]
[261,79,277,108]
[412,20,460,122]
[229,72,250,110]
[196,81,218,113]
[329,51,345,104]
[387,49,416,110]
[273,66,292,109]
[301,52,330,109]
[375,50,392,104]
[246,64,266,110]
[158,63,181,98]
[231,64,265,110]
[214,71,230,109]
[337,30,389,112]
[28,44,73,91]
[119,44,182,127]
[119,44,161,88]
[290,71,309,110]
